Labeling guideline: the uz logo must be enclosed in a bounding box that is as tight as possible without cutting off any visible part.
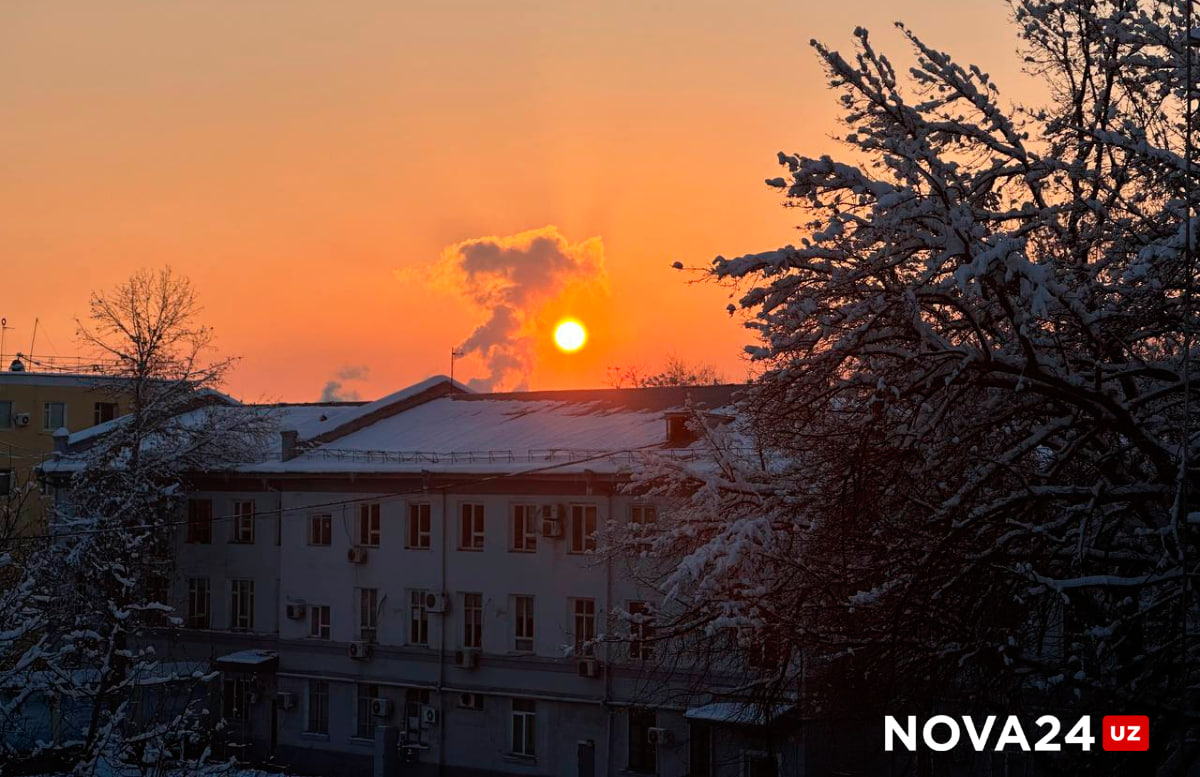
[1102,716,1149,752]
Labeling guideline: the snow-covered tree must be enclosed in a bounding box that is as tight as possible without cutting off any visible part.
[0,268,272,776]
[605,356,727,388]
[622,2,1199,774]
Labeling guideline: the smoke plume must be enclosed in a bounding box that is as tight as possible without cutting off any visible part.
[439,226,607,391]
[319,365,370,401]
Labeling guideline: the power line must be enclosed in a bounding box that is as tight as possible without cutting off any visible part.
[2,442,668,545]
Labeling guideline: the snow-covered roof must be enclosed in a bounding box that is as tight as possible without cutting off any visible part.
[251,381,741,476]
[215,649,278,670]
[45,376,744,479]
[684,701,795,726]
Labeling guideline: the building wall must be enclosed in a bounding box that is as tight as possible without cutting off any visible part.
[0,372,128,532]
[167,479,798,777]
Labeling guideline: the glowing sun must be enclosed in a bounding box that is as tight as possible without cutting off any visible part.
[554,319,587,352]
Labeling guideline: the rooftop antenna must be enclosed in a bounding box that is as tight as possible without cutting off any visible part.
[0,317,8,363]
[27,317,38,366]
[450,347,464,386]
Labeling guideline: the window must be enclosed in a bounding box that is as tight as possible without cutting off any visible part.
[93,401,118,425]
[404,688,432,739]
[569,504,597,553]
[186,577,210,629]
[230,579,254,630]
[630,504,657,540]
[463,592,483,649]
[0,401,11,429]
[233,501,255,544]
[306,680,329,735]
[0,469,11,496]
[186,499,212,543]
[222,678,251,721]
[409,590,429,646]
[689,723,712,777]
[358,587,378,642]
[511,698,536,757]
[572,598,596,656]
[629,601,655,661]
[514,595,534,652]
[42,401,66,431]
[309,605,331,639]
[355,683,380,739]
[459,503,484,550]
[308,513,331,546]
[628,709,658,773]
[510,504,538,552]
[358,503,381,547]
[407,503,431,549]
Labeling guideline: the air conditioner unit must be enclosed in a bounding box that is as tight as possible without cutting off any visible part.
[425,591,448,613]
[577,657,600,678]
[647,727,673,746]
[541,512,564,538]
[12,412,29,427]
[370,697,393,717]
[454,648,480,670]
[349,640,373,660]
[420,704,439,727]
[457,692,483,710]
[285,602,306,620]
[275,691,296,710]
[347,547,369,564]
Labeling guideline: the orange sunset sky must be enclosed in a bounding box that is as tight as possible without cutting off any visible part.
[2,1,1027,402]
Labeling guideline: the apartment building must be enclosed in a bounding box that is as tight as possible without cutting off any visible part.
[0,364,132,533]
[49,377,803,777]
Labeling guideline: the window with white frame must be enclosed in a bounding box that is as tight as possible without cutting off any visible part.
[230,579,254,630]
[233,501,255,543]
[404,688,432,741]
[511,698,536,757]
[572,598,596,656]
[409,590,429,646]
[222,677,250,721]
[308,513,331,546]
[42,401,66,431]
[93,401,118,425]
[186,498,212,544]
[407,502,431,549]
[628,601,655,661]
[358,502,381,547]
[569,504,597,553]
[514,595,534,652]
[630,504,657,541]
[463,592,482,649]
[459,503,484,550]
[355,682,379,739]
[306,679,329,734]
[186,577,210,629]
[358,587,378,642]
[511,504,538,552]
[309,604,331,639]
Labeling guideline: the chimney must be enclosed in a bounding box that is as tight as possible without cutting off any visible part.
[280,430,299,461]
[52,427,70,454]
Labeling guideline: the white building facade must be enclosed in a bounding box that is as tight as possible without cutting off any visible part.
[72,378,805,776]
